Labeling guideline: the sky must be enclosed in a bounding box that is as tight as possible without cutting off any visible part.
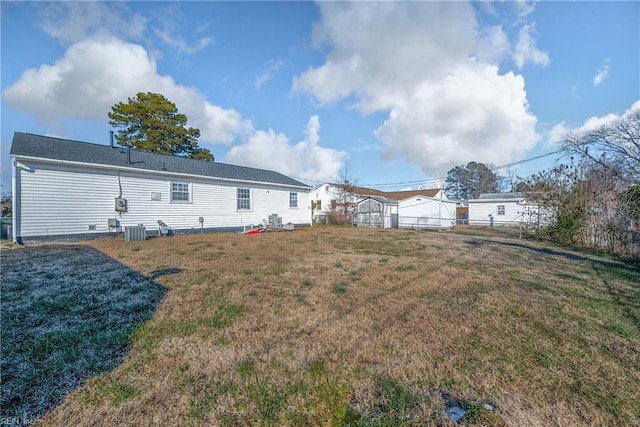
[1,1,639,194]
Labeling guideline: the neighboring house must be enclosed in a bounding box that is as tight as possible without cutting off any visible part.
[311,183,384,219]
[312,184,454,228]
[10,133,312,242]
[468,193,526,226]
[356,196,399,228]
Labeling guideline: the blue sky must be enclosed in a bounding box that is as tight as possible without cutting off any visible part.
[2,1,639,194]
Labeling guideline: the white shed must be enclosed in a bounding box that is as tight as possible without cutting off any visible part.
[396,195,457,229]
[10,133,312,242]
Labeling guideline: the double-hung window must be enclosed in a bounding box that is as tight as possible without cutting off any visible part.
[171,182,190,202]
[237,188,251,210]
[289,192,298,208]
[497,205,505,215]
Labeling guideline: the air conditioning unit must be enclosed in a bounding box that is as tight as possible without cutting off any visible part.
[124,225,146,241]
[115,197,127,212]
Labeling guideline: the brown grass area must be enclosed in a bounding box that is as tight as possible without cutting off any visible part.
[25,226,640,426]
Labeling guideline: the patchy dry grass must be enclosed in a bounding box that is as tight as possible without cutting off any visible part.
[2,226,639,426]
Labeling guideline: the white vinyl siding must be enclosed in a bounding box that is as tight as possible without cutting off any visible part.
[290,192,298,208]
[171,182,190,202]
[397,196,456,229]
[468,200,523,226]
[13,161,312,238]
[237,188,251,210]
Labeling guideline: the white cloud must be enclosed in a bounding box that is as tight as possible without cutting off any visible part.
[547,100,640,145]
[153,28,213,55]
[225,116,347,182]
[2,36,251,143]
[376,63,538,175]
[593,59,611,87]
[294,1,477,111]
[513,0,536,20]
[37,2,147,45]
[254,60,284,89]
[547,122,570,146]
[151,5,214,55]
[513,23,550,68]
[294,1,540,177]
[475,25,510,64]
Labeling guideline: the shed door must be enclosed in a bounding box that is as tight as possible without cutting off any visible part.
[391,213,398,228]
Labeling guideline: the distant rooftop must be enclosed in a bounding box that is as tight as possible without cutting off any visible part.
[331,184,441,201]
[476,192,524,200]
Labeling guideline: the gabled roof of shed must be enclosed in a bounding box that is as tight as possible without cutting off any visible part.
[357,195,399,205]
[10,132,311,189]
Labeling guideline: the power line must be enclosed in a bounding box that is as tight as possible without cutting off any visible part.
[360,149,563,189]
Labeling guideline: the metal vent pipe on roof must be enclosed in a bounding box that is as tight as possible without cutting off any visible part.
[110,130,114,148]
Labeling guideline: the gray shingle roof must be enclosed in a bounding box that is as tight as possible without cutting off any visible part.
[477,192,524,200]
[10,132,311,189]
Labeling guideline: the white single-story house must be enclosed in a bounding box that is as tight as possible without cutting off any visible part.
[311,183,384,220]
[468,192,526,226]
[10,132,312,242]
[356,196,399,228]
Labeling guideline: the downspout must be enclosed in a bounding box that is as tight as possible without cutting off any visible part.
[12,158,22,244]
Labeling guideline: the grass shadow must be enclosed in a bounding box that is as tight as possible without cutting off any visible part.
[465,238,640,282]
[1,245,167,421]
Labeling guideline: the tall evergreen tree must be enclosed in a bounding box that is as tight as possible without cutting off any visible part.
[108,92,213,160]
[445,162,499,199]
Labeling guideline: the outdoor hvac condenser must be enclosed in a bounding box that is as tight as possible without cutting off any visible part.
[124,225,146,242]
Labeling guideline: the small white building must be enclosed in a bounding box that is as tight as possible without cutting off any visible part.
[468,193,526,226]
[10,133,312,242]
[384,189,456,229]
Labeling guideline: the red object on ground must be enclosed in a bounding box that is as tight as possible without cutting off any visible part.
[246,229,262,235]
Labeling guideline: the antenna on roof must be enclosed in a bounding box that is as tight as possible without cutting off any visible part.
[109,130,115,148]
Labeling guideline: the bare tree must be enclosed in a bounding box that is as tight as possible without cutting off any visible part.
[563,108,640,182]
[334,164,359,220]
[1,192,11,217]
[523,108,640,259]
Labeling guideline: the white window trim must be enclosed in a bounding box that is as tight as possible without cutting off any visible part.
[289,192,298,209]
[237,187,252,211]
[170,182,192,203]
